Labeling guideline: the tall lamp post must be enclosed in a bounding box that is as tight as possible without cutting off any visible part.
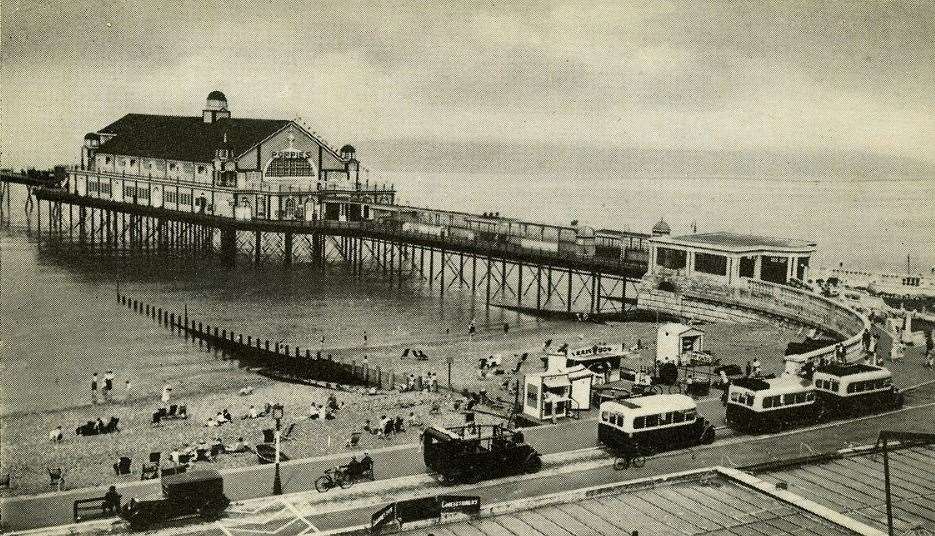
[272,403,284,495]
[874,430,935,536]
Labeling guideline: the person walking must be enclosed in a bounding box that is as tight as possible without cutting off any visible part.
[91,372,100,405]
[103,370,115,402]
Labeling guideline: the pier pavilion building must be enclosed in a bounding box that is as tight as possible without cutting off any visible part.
[71,91,395,221]
[648,231,817,287]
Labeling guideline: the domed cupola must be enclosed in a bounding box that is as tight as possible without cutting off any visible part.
[652,218,671,236]
[340,144,356,160]
[83,132,101,148]
[203,90,231,123]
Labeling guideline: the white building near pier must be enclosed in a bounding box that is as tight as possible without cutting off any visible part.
[648,231,817,287]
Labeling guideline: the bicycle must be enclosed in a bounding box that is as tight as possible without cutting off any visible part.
[314,466,352,492]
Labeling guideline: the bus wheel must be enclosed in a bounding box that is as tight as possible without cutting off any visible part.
[632,455,646,468]
[524,453,542,474]
[613,457,630,471]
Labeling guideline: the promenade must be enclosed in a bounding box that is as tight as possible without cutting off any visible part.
[4,371,933,533]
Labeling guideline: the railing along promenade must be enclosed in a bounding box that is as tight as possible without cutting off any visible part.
[33,186,647,278]
[645,273,869,369]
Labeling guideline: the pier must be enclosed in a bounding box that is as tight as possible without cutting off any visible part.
[20,182,646,318]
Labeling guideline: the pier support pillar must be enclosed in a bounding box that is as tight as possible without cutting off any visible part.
[254,230,261,265]
[284,232,293,265]
[221,228,237,268]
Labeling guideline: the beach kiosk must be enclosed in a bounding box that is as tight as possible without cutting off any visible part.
[523,355,594,420]
[656,323,706,366]
[562,343,632,384]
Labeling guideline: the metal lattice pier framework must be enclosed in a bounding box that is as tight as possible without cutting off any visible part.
[29,188,645,317]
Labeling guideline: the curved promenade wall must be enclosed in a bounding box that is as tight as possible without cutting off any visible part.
[638,275,868,372]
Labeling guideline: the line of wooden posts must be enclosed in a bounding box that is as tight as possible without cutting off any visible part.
[116,291,402,390]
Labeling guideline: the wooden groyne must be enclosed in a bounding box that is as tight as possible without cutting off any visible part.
[116,291,393,390]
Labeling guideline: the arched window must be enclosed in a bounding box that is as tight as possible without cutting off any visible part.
[266,156,316,178]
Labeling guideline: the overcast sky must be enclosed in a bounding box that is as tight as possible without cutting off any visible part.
[2,0,934,169]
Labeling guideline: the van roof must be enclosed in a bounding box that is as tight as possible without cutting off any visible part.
[600,394,696,417]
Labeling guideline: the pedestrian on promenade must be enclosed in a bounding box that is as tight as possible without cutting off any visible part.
[890,340,902,362]
[752,358,761,377]
[862,329,871,352]
[925,351,934,369]
[103,485,121,515]
[91,372,100,405]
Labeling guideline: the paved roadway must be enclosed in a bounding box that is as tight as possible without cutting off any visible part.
[105,398,935,536]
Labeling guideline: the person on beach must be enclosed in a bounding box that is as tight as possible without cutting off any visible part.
[103,370,114,401]
[49,425,63,443]
[363,331,368,347]
[469,319,476,338]
[161,384,172,404]
[124,379,132,401]
[91,373,100,404]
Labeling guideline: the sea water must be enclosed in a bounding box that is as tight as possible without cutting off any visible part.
[2,174,933,415]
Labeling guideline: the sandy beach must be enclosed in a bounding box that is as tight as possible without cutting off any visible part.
[0,317,797,495]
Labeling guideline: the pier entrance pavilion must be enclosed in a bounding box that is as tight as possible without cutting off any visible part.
[648,231,817,287]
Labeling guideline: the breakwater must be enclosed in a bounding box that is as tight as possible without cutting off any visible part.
[115,291,396,390]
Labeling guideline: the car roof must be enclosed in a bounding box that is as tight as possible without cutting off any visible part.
[162,469,223,486]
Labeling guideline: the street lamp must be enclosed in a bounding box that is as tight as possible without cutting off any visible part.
[272,403,284,495]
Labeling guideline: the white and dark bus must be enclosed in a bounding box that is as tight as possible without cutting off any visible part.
[598,394,715,458]
[813,363,904,418]
[725,376,816,433]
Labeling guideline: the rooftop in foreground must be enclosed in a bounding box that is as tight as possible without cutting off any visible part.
[402,469,867,536]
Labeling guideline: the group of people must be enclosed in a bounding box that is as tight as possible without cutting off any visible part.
[91,371,129,404]
[169,436,249,464]
[363,414,410,438]
[308,394,341,420]
[401,371,439,392]
[205,408,235,428]
[74,416,120,437]
[401,348,430,360]
[477,355,505,378]
[744,358,763,377]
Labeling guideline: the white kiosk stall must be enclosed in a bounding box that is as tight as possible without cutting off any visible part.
[656,323,706,366]
[523,355,594,421]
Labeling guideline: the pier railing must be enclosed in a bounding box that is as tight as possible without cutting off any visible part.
[115,292,407,391]
[34,187,647,277]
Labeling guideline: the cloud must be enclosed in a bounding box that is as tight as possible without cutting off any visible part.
[2,0,934,168]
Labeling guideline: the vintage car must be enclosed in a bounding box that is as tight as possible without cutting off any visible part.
[120,469,229,530]
[421,424,541,484]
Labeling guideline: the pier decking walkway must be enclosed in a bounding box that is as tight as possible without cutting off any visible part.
[32,187,645,278]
